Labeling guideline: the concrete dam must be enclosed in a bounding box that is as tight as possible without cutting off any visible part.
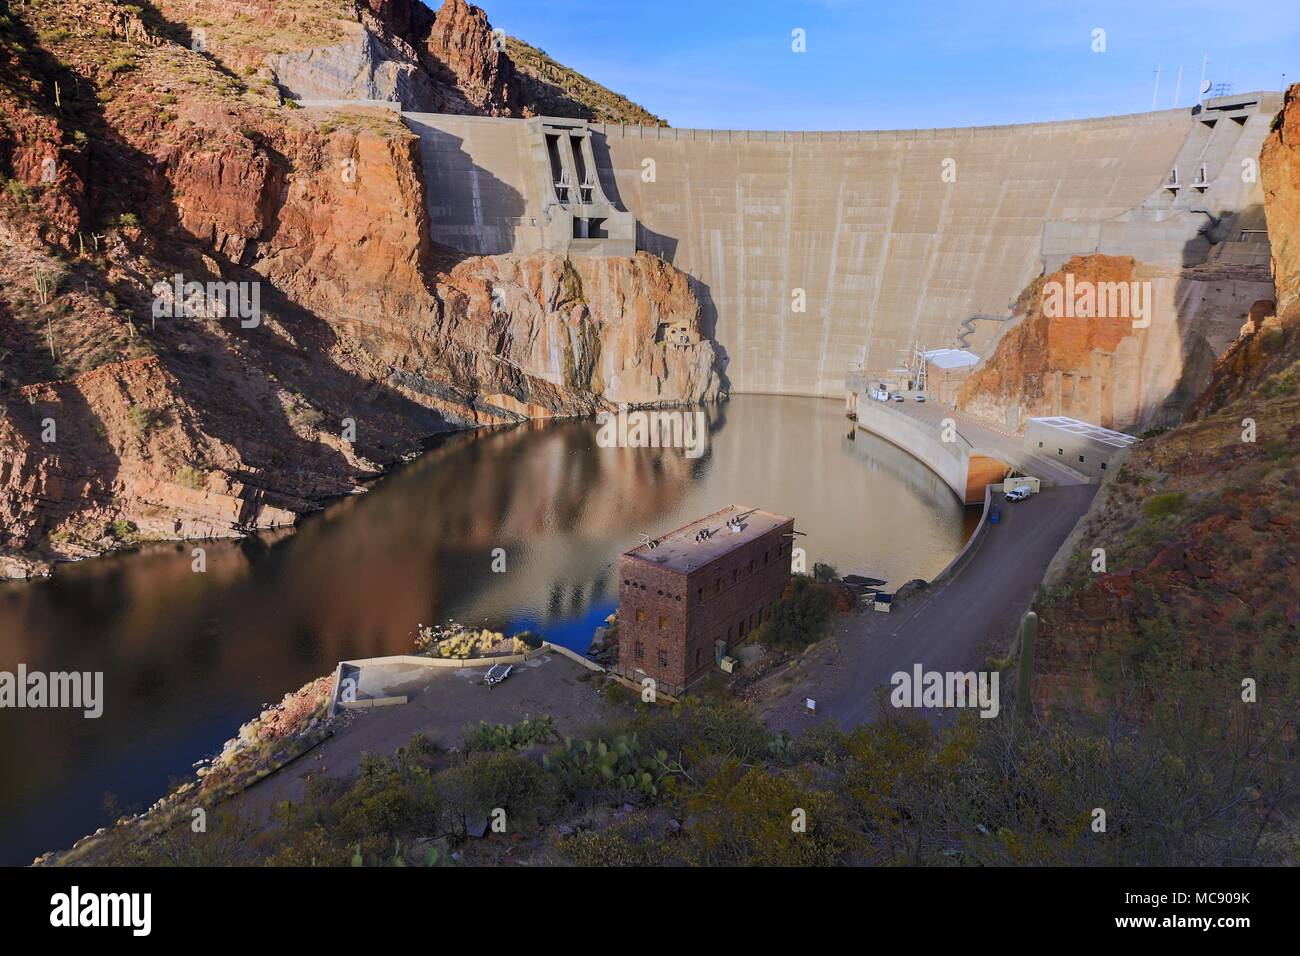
[404,92,1279,398]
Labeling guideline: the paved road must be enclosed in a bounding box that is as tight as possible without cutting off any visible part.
[760,482,1097,732]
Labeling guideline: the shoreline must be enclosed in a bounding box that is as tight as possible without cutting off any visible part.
[35,625,611,866]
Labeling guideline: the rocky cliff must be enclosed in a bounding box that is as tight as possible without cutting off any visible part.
[1024,88,1300,716]
[156,0,658,122]
[0,0,715,576]
[959,253,1275,434]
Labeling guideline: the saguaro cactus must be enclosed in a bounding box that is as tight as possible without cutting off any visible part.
[1015,610,1038,720]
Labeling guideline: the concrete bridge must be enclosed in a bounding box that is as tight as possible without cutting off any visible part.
[398,92,1279,399]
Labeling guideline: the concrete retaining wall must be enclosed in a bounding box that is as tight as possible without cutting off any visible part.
[326,644,605,714]
[931,484,994,588]
[854,400,970,501]
[541,642,606,672]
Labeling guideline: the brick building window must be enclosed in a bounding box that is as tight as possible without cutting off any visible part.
[697,587,704,602]
[658,615,668,630]
[695,649,702,668]
[658,649,668,667]
[635,609,645,622]
[634,641,644,661]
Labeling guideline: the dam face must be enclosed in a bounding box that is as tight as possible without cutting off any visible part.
[405,95,1277,398]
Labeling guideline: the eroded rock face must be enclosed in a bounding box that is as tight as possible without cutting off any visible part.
[959,254,1274,433]
[420,0,517,114]
[0,1,721,575]
[268,0,518,114]
[433,253,722,408]
[1027,86,1300,716]
[0,357,303,563]
[1263,86,1300,321]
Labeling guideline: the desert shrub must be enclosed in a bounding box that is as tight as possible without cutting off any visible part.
[761,576,836,651]
[559,817,675,866]
[812,562,839,581]
[174,465,205,490]
[127,404,162,435]
[680,761,856,866]
[1260,365,1299,398]
[1143,492,1187,520]
[105,56,136,76]
[439,751,560,834]
[289,402,324,432]
[107,518,137,540]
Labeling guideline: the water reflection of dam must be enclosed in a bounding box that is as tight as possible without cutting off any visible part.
[0,396,965,865]
[408,92,1279,398]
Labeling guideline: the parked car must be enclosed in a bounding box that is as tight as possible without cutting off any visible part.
[989,504,1002,524]
[913,394,926,402]
[891,393,904,402]
[1005,486,1032,502]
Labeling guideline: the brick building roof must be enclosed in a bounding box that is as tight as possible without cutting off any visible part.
[622,504,794,574]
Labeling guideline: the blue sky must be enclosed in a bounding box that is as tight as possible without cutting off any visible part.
[479,0,1298,130]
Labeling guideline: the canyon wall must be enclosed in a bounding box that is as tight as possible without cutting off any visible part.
[0,1,718,576]
[1026,85,1300,715]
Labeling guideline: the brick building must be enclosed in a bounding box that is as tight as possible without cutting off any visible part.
[616,504,795,694]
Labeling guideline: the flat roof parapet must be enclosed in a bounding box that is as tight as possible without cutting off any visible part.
[622,504,794,574]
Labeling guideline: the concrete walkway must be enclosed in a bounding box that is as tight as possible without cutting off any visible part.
[758,482,1097,733]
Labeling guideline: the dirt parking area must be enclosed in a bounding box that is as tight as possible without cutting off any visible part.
[228,654,607,818]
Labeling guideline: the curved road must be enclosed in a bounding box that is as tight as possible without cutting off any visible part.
[761,481,1097,731]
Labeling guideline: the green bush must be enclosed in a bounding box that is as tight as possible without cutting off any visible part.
[127,404,162,435]
[1143,492,1187,520]
[761,576,836,651]
[174,465,205,490]
[441,751,559,834]
[560,820,673,866]
[812,562,839,582]
[105,56,136,76]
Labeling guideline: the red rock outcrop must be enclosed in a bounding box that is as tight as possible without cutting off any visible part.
[0,0,718,575]
[959,253,1274,433]
[420,0,517,114]
[0,357,303,564]
[1263,86,1300,321]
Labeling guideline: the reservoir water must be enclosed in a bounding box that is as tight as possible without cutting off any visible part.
[0,395,974,864]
